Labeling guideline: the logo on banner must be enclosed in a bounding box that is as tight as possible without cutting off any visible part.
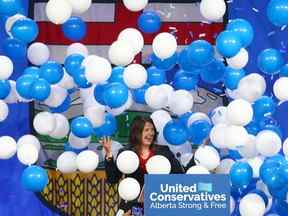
[144,174,230,216]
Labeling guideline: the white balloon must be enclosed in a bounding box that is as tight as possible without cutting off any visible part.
[50,114,70,139]
[247,156,264,178]
[58,69,75,89]
[226,48,249,69]
[69,132,91,149]
[0,55,13,80]
[76,150,99,173]
[44,85,68,107]
[187,112,211,127]
[106,91,133,116]
[27,43,50,66]
[146,155,171,174]
[200,0,226,21]
[225,88,240,100]
[5,14,26,36]
[80,84,96,101]
[108,40,135,66]
[179,152,193,167]
[123,64,147,89]
[238,135,258,159]
[283,137,288,157]
[57,151,77,173]
[84,105,105,127]
[0,100,9,122]
[215,158,235,174]
[17,143,39,165]
[84,56,112,84]
[159,84,174,100]
[186,165,210,174]
[194,145,220,171]
[5,80,18,104]
[17,134,41,152]
[210,123,228,149]
[68,0,91,14]
[123,0,148,11]
[225,125,249,150]
[118,178,141,201]
[0,136,17,159]
[168,90,193,116]
[256,130,281,157]
[45,0,72,24]
[118,28,144,55]
[210,106,227,125]
[33,112,56,135]
[227,99,253,126]
[66,43,88,57]
[116,151,139,174]
[273,77,288,101]
[239,193,266,216]
[145,86,168,109]
[150,110,172,132]
[152,32,177,60]
[230,196,235,214]
[237,73,266,103]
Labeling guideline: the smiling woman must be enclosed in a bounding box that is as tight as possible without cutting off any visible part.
[101,115,193,215]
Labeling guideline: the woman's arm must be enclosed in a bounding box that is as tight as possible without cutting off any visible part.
[101,137,123,184]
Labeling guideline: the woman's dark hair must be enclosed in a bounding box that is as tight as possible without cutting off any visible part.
[129,116,157,154]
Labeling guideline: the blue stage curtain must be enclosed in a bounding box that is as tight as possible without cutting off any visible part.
[0,0,59,215]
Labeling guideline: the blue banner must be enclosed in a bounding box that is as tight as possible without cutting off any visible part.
[144,174,230,216]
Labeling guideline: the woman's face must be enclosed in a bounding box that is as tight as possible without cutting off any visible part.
[141,122,155,147]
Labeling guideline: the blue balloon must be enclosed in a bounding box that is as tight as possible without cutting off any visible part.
[132,83,150,104]
[11,18,39,43]
[109,66,124,83]
[279,63,288,77]
[93,83,107,105]
[16,74,36,99]
[21,166,48,192]
[216,30,242,57]
[271,199,288,216]
[223,67,246,90]
[0,0,21,15]
[147,66,166,85]
[178,112,193,127]
[245,120,260,135]
[260,159,286,189]
[200,59,225,84]
[262,124,283,139]
[228,149,243,160]
[72,67,91,88]
[94,113,117,137]
[64,54,84,76]
[50,95,71,113]
[178,48,195,72]
[23,66,40,78]
[230,162,253,188]
[3,37,26,60]
[253,96,276,120]
[187,40,214,66]
[0,80,11,99]
[257,48,284,75]
[173,70,199,90]
[40,61,64,84]
[103,82,129,108]
[138,10,161,33]
[163,120,188,145]
[258,115,278,128]
[188,120,211,145]
[30,78,51,101]
[71,116,93,138]
[62,16,86,41]
[267,0,288,27]
[151,52,177,71]
[226,19,254,47]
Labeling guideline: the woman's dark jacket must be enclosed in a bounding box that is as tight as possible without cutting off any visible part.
[104,144,195,212]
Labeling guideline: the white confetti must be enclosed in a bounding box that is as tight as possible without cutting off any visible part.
[199,33,206,38]
[267,31,276,36]
[281,25,287,31]
[252,8,259,12]
[170,3,175,9]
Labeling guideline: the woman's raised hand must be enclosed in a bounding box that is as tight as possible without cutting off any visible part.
[99,136,113,158]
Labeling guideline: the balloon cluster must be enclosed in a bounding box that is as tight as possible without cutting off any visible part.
[1,1,288,214]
